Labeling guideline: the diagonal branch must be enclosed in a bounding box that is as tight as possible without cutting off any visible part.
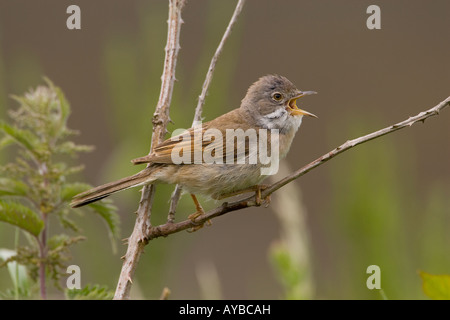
[113,0,186,300]
[146,96,450,241]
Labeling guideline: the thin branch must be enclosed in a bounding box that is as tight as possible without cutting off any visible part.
[113,0,185,300]
[193,0,246,123]
[167,184,182,223]
[168,0,246,220]
[145,96,450,241]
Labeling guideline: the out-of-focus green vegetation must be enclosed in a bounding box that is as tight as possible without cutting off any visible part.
[0,79,119,299]
[322,116,450,299]
[420,271,450,300]
[0,1,448,300]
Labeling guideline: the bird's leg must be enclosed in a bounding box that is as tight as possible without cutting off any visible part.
[215,185,271,207]
[188,193,205,220]
[187,194,211,232]
[254,184,271,207]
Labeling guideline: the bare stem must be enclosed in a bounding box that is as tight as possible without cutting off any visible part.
[113,0,185,300]
[38,216,47,300]
[38,162,49,300]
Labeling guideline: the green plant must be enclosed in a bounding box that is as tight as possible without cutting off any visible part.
[0,78,119,299]
[420,271,450,300]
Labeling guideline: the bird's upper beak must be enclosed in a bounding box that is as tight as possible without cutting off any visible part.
[286,91,318,118]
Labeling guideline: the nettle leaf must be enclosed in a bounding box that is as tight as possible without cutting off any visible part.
[420,271,450,300]
[0,200,43,237]
[0,136,14,150]
[65,284,114,300]
[61,182,91,202]
[0,178,29,197]
[88,201,120,252]
[54,141,94,156]
[0,121,40,156]
[47,234,85,252]
[88,201,120,239]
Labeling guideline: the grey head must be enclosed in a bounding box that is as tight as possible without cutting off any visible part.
[240,74,317,131]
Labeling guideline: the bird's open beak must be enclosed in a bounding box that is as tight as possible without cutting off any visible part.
[286,91,318,118]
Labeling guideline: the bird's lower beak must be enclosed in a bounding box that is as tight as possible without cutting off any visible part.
[286,91,318,118]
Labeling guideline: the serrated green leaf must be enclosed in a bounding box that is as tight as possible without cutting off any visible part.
[88,201,120,239]
[0,200,43,237]
[420,271,450,300]
[64,165,86,176]
[0,178,29,197]
[65,284,114,300]
[47,234,71,251]
[88,201,120,253]
[0,121,40,156]
[54,141,94,156]
[61,183,91,202]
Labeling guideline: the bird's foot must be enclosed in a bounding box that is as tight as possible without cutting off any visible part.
[187,210,212,232]
[187,194,211,232]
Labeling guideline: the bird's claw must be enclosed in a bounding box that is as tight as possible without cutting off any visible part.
[187,211,212,233]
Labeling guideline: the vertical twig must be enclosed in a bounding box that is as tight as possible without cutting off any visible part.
[168,0,246,220]
[113,0,185,300]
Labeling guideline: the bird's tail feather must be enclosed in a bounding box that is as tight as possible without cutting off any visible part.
[70,168,156,208]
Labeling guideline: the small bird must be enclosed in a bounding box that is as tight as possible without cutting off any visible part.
[71,75,317,225]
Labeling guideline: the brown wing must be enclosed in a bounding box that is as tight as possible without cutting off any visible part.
[131,109,255,165]
[132,123,216,165]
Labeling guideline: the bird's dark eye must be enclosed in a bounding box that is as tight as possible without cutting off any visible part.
[272,92,283,101]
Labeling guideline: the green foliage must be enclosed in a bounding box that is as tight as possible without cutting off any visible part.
[87,201,120,251]
[0,79,120,298]
[0,178,28,197]
[65,284,114,300]
[0,200,43,236]
[325,116,450,299]
[0,249,32,299]
[420,271,450,300]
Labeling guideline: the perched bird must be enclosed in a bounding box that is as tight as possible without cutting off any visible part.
[71,75,317,225]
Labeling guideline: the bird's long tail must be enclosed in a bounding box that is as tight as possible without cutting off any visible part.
[70,168,156,208]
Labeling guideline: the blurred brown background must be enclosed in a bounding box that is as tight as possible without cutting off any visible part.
[0,0,449,299]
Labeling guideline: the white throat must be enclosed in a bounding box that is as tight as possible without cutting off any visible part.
[258,108,303,133]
